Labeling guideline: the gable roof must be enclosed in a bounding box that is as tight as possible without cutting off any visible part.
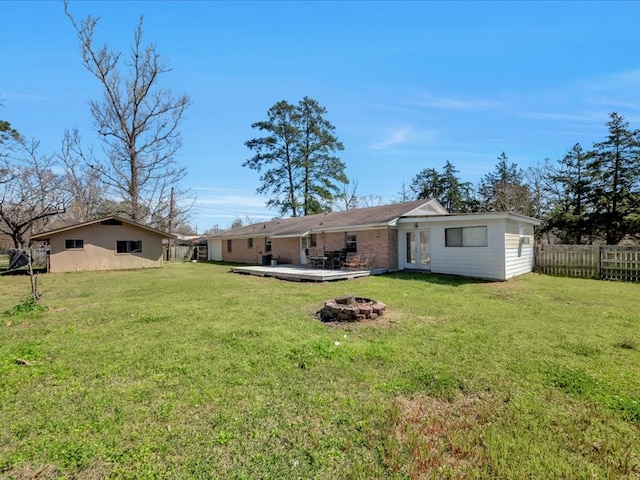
[213,199,447,239]
[30,216,177,240]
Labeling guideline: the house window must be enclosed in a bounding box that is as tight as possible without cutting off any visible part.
[265,238,272,252]
[309,234,317,247]
[248,238,254,248]
[227,239,232,252]
[65,239,84,249]
[116,240,142,253]
[346,232,357,253]
[445,226,488,247]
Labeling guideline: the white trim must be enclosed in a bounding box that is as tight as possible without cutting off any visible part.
[397,212,540,225]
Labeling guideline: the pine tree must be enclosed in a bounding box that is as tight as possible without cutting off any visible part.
[477,152,531,214]
[546,144,592,244]
[244,98,346,217]
[585,113,640,244]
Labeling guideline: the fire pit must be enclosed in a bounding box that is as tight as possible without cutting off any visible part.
[318,295,387,322]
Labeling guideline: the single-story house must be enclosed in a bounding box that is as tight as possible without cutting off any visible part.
[207,200,540,280]
[30,216,176,273]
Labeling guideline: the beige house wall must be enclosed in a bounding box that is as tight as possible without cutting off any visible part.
[48,223,166,273]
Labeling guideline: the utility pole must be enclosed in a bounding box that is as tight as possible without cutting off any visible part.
[167,187,175,261]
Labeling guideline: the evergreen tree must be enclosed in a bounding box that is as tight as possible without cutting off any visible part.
[410,161,475,212]
[585,113,640,244]
[546,144,592,244]
[244,100,301,217]
[410,167,442,201]
[244,98,346,217]
[477,152,531,214]
[297,97,346,215]
[440,160,474,212]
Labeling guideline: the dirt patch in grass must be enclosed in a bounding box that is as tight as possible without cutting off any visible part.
[382,393,503,479]
[3,462,110,480]
[320,308,403,329]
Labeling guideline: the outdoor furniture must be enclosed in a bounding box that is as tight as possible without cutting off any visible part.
[306,248,327,269]
[359,253,376,270]
[341,254,360,270]
[332,248,347,269]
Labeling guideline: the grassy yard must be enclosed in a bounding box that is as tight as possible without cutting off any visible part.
[0,254,9,271]
[1,263,639,479]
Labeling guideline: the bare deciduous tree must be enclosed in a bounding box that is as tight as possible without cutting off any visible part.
[59,128,111,223]
[0,138,70,248]
[65,3,191,229]
[333,177,359,211]
[359,194,384,207]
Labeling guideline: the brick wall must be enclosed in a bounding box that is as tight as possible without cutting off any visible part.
[222,237,262,264]
[221,227,400,270]
[271,237,299,264]
[355,228,395,270]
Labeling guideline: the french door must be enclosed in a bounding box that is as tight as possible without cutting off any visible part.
[405,229,430,269]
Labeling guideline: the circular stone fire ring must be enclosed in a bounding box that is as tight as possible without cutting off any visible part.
[318,295,387,322]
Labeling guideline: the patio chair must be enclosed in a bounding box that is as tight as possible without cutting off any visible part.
[306,247,325,269]
[360,253,376,270]
[332,248,347,269]
[341,254,360,270]
[357,253,371,270]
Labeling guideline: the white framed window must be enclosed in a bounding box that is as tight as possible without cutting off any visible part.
[445,226,487,247]
[65,239,84,249]
[346,232,357,253]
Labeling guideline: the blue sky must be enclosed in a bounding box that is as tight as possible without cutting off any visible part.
[3,1,640,231]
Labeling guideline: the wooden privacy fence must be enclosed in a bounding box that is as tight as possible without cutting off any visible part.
[535,245,640,282]
[166,245,208,262]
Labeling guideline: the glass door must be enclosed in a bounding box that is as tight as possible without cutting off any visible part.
[406,232,416,265]
[404,229,430,269]
[420,229,430,265]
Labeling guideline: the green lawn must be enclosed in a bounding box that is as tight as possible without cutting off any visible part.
[1,263,639,479]
[0,254,9,271]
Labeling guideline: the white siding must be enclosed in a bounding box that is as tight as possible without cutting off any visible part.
[504,221,535,279]
[429,219,507,280]
[398,215,538,281]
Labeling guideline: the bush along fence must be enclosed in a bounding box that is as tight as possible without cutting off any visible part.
[535,245,640,282]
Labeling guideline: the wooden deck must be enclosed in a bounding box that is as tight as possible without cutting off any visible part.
[229,265,371,282]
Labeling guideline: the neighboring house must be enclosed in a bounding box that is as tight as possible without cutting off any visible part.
[207,200,540,281]
[168,234,207,261]
[30,216,176,273]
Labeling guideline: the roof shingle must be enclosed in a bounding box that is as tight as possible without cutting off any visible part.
[215,199,445,238]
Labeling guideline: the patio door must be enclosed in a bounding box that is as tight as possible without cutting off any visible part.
[299,236,308,265]
[404,229,430,269]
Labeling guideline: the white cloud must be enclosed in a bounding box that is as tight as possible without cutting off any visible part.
[413,94,503,111]
[518,111,602,122]
[369,126,436,150]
